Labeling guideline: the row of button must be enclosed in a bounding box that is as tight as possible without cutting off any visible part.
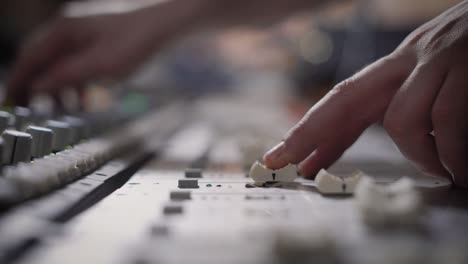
[161,168,206,216]
[1,121,81,165]
[0,103,188,208]
[0,140,110,204]
[0,122,144,207]
[0,106,94,165]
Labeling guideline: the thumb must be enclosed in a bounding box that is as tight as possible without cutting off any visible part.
[263,52,415,176]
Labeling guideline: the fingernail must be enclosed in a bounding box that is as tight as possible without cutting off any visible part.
[263,141,287,168]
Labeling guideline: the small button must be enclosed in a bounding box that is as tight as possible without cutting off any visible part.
[178,179,199,189]
[62,116,86,144]
[26,125,54,158]
[185,168,202,178]
[14,107,31,131]
[169,191,191,200]
[2,130,32,164]
[163,204,184,215]
[46,120,72,151]
[0,111,11,132]
[150,225,170,237]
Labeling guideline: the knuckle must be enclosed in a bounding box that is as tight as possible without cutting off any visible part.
[333,77,357,95]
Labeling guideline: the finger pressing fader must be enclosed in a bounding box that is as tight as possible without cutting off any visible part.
[249,161,297,183]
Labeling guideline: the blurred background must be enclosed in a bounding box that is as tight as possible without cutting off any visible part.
[0,0,462,116]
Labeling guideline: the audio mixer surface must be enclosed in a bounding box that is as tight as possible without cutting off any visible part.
[0,95,467,264]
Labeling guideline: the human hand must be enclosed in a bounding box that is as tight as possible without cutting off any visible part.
[7,0,206,106]
[263,0,468,187]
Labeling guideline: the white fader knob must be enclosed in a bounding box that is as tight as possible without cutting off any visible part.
[2,130,32,164]
[355,176,424,227]
[315,169,364,195]
[14,107,31,131]
[46,120,72,152]
[0,111,11,133]
[26,125,54,158]
[249,161,297,183]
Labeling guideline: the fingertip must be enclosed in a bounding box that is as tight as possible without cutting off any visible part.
[262,141,289,169]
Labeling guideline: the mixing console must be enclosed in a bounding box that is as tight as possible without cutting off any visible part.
[0,94,467,264]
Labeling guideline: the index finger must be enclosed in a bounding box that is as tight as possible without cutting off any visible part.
[263,52,415,171]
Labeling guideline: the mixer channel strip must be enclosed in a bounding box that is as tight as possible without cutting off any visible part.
[0,103,190,263]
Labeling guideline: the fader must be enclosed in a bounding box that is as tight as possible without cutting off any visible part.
[2,130,32,164]
[26,126,53,158]
[315,169,364,195]
[355,177,424,227]
[249,161,297,183]
[45,120,72,152]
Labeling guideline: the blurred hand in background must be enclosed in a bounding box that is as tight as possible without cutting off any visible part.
[6,0,314,105]
[7,0,207,105]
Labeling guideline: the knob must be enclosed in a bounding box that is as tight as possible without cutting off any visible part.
[0,111,11,133]
[26,125,54,158]
[45,120,72,152]
[0,138,4,165]
[14,107,31,131]
[169,191,191,201]
[178,179,199,189]
[2,130,32,164]
[62,116,86,144]
[185,168,203,178]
